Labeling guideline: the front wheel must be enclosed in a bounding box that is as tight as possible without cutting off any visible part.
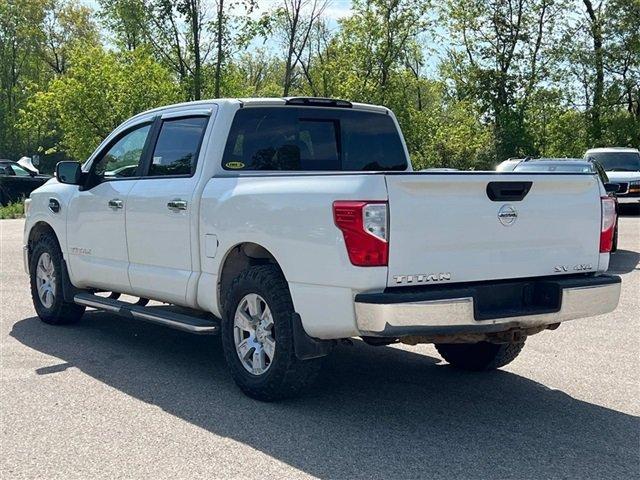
[29,234,85,325]
[435,340,525,371]
[221,265,322,401]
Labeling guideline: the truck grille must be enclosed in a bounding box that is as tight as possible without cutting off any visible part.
[616,182,629,194]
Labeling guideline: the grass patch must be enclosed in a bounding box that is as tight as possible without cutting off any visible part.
[0,201,25,219]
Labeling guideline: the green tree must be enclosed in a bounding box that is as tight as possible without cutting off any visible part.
[98,0,148,51]
[0,0,47,159]
[20,46,180,161]
[41,0,100,74]
[443,0,565,160]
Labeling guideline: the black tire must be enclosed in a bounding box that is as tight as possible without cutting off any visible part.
[221,265,322,401]
[435,340,525,371]
[29,233,85,325]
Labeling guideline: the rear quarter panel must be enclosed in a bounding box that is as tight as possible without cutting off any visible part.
[198,174,389,338]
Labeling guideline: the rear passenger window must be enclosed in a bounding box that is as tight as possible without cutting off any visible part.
[222,107,407,171]
[148,117,208,176]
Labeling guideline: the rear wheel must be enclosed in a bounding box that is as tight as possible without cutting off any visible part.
[221,265,322,401]
[435,340,525,371]
[29,234,85,325]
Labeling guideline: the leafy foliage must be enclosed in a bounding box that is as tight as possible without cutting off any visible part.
[19,46,179,161]
[0,201,24,219]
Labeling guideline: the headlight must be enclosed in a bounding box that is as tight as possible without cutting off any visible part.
[629,180,640,186]
[24,198,31,216]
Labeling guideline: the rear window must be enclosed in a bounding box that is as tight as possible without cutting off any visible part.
[222,107,407,171]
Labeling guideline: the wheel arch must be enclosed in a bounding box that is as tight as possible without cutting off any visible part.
[27,221,60,265]
[217,242,287,314]
[217,242,334,362]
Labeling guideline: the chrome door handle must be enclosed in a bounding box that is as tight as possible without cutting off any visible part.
[108,199,123,209]
[167,199,188,211]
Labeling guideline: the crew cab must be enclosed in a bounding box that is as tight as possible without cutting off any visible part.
[23,98,621,401]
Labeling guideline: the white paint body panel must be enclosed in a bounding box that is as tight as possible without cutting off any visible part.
[385,173,603,286]
[66,180,137,290]
[126,176,197,304]
[198,174,389,337]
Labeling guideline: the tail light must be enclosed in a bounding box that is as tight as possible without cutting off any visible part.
[333,201,388,266]
[600,196,617,253]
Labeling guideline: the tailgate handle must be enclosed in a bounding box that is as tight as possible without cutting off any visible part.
[486,181,532,202]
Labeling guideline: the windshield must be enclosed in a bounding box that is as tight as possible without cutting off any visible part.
[11,164,32,176]
[586,152,640,172]
[514,163,593,173]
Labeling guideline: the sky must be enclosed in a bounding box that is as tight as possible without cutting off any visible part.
[247,0,353,20]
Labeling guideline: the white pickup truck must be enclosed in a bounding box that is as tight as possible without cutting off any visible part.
[24,97,621,400]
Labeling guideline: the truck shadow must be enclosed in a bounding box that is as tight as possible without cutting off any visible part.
[11,314,638,480]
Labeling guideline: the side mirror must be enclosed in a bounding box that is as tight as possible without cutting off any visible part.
[604,182,620,194]
[56,161,82,185]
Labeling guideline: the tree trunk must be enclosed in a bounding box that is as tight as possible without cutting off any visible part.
[583,0,604,143]
[214,0,224,98]
[283,36,297,96]
[283,1,301,96]
[190,0,202,100]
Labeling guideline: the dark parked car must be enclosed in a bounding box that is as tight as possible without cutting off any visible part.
[0,160,51,206]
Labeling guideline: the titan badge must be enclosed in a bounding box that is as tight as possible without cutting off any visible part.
[393,273,452,285]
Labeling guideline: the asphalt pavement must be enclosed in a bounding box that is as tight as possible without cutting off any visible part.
[1,215,639,479]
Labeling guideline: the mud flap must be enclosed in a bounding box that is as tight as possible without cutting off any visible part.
[61,259,82,303]
[291,313,335,360]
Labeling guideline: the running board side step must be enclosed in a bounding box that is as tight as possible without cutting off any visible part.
[73,293,219,334]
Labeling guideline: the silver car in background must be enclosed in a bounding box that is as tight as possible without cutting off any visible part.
[496,157,620,251]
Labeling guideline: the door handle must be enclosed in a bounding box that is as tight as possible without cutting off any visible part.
[167,199,188,211]
[108,199,124,209]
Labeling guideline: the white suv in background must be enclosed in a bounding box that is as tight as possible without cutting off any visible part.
[584,148,640,205]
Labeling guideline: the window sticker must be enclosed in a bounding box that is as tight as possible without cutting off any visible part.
[225,161,245,169]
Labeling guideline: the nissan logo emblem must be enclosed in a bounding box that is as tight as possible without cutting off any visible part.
[498,204,518,226]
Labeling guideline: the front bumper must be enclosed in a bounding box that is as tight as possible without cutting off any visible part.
[355,274,621,337]
[617,195,640,204]
[23,245,29,274]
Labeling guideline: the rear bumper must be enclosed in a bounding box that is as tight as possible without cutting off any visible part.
[355,274,621,337]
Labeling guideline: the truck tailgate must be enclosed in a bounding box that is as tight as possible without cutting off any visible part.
[385,173,602,287]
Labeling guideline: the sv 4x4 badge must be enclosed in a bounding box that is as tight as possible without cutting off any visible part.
[554,264,593,273]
